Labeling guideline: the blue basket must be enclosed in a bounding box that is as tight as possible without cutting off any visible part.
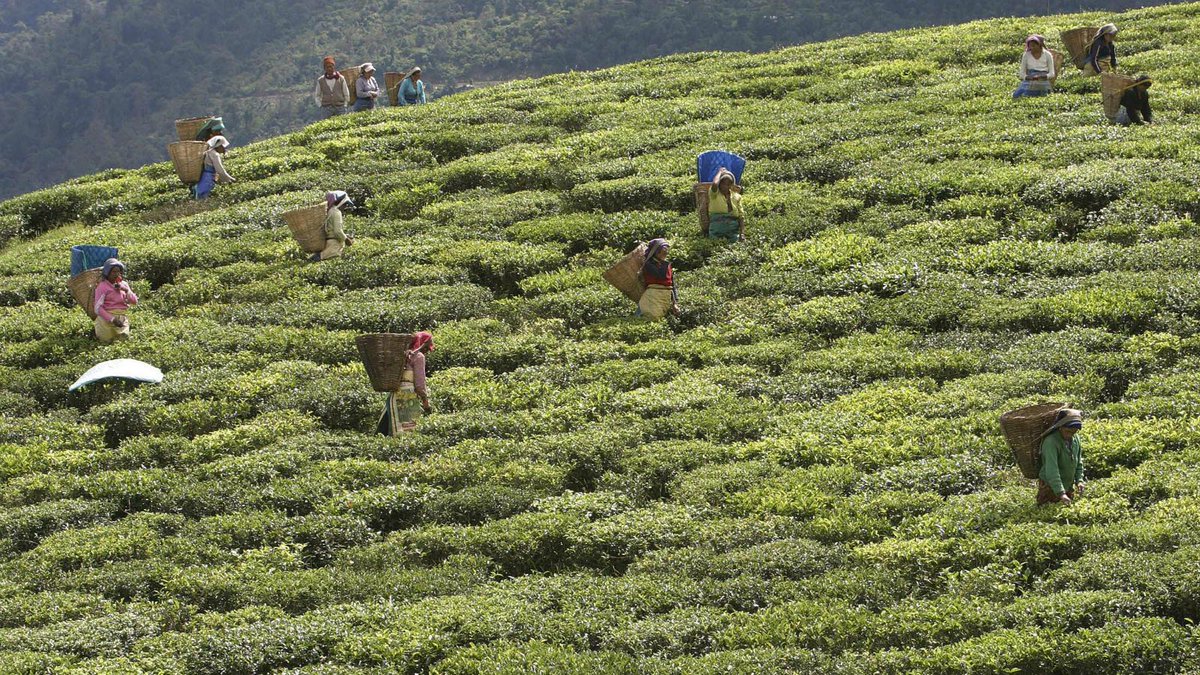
[697,151,746,184]
[70,245,118,277]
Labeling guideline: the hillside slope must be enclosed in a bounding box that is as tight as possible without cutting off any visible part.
[3,3,1200,672]
[0,0,1168,200]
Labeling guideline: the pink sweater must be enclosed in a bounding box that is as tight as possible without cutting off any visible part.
[93,279,138,322]
[409,351,427,391]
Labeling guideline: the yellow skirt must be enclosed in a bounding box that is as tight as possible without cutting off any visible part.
[638,285,674,320]
[94,309,130,344]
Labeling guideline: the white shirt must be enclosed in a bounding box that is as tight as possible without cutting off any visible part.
[1019,50,1056,80]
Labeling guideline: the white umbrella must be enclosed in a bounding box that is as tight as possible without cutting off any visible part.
[68,359,163,392]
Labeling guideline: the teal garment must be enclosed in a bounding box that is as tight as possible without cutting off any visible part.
[1039,431,1083,496]
[708,214,740,242]
[400,78,426,104]
[194,117,225,141]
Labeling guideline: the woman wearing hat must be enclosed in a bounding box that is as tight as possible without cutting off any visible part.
[354,63,381,112]
[93,258,138,344]
[311,191,355,262]
[399,67,427,105]
[1013,35,1056,98]
[1037,409,1085,505]
[637,238,679,320]
[193,135,235,200]
[377,331,434,434]
[1085,24,1118,76]
[314,56,351,118]
[706,168,745,242]
[1116,75,1153,125]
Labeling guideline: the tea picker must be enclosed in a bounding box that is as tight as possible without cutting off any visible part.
[311,191,355,262]
[357,332,434,435]
[194,136,236,199]
[694,150,746,242]
[1000,404,1085,506]
[1012,35,1057,98]
[91,258,139,343]
[1110,74,1152,125]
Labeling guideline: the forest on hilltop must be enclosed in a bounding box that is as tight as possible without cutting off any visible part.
[2,1,1200,671]
[0,0,1177,200]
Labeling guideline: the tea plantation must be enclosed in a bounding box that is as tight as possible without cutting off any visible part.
[5,3,1200,673]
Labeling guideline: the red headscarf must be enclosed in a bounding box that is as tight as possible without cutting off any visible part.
[409,331,434,352]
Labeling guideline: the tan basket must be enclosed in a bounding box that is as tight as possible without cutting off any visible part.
[167,141,207,185]
[283,203,328,253]
[385,72,404,107]
[603,243,647,303]
[175,115,216,142]
[68,268,104,320]
[999,402,1067,479]
[1048,49,1064,81]
[1061,27,1099,70]
[340,66,361,103]
[694,183,712,235]
[1102,73,1138,119]
[356,333,415,392]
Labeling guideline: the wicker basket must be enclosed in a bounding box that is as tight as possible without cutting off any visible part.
[603,243,648,303]
[1048,48,1064,81]
[340,66,361,98]
[1102,72,1138,119]
[167,141,207,185]
[385,72,404,106]
[1061,27,1099,70]
[282,203,328,253]
[68,268,105,320]
[175,116,216,142]
[356,333,415,392]
[999,402,1067,479]
[694,183,712,235]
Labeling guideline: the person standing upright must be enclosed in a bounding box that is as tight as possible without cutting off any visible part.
[399,67,427,105]
[314,56,351,118]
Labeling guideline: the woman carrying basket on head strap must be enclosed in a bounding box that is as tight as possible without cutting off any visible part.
[399,67,427,105]
[310,191,355,262]
[707,168,745,242]
[377,331,434,435]
[1085,23,1118,76]
[354,63,381,112]
[1013,35,1056,98]
[637,238,679,320]
[93,258,138,344]
[194,135,235,199]
[1037,408,1085,506]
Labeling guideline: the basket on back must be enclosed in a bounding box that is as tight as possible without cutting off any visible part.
[356,333,415,392]
[603,242,647,303]
[694,183,712,235]
[282,203,328,254]
[68,268,105,320]
[340,66,362,96]
[1101,73,1138,119]
[1049,49,1064,80]
[1061,27,1099,70]
[384,72,404,106]
[167,141,207,185]
[175,116,217,142]
[999,402,1066,479]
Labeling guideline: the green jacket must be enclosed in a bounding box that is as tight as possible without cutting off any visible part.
[1039,431,1083,496]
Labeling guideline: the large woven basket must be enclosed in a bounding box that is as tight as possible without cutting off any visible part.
[340,66,361,104]
[356,333,415,392]
[1049,49,1064,81]
[1102,72,1138,119]
[384,72,404,106]
[167,141,207,185]
[1061,27,1099,70]
[999,402,1066,479]
[282,203,328,253]
[68,268,104,320]
[175,116,216,142]
[694,183,712,235]
[603,243,648,303]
